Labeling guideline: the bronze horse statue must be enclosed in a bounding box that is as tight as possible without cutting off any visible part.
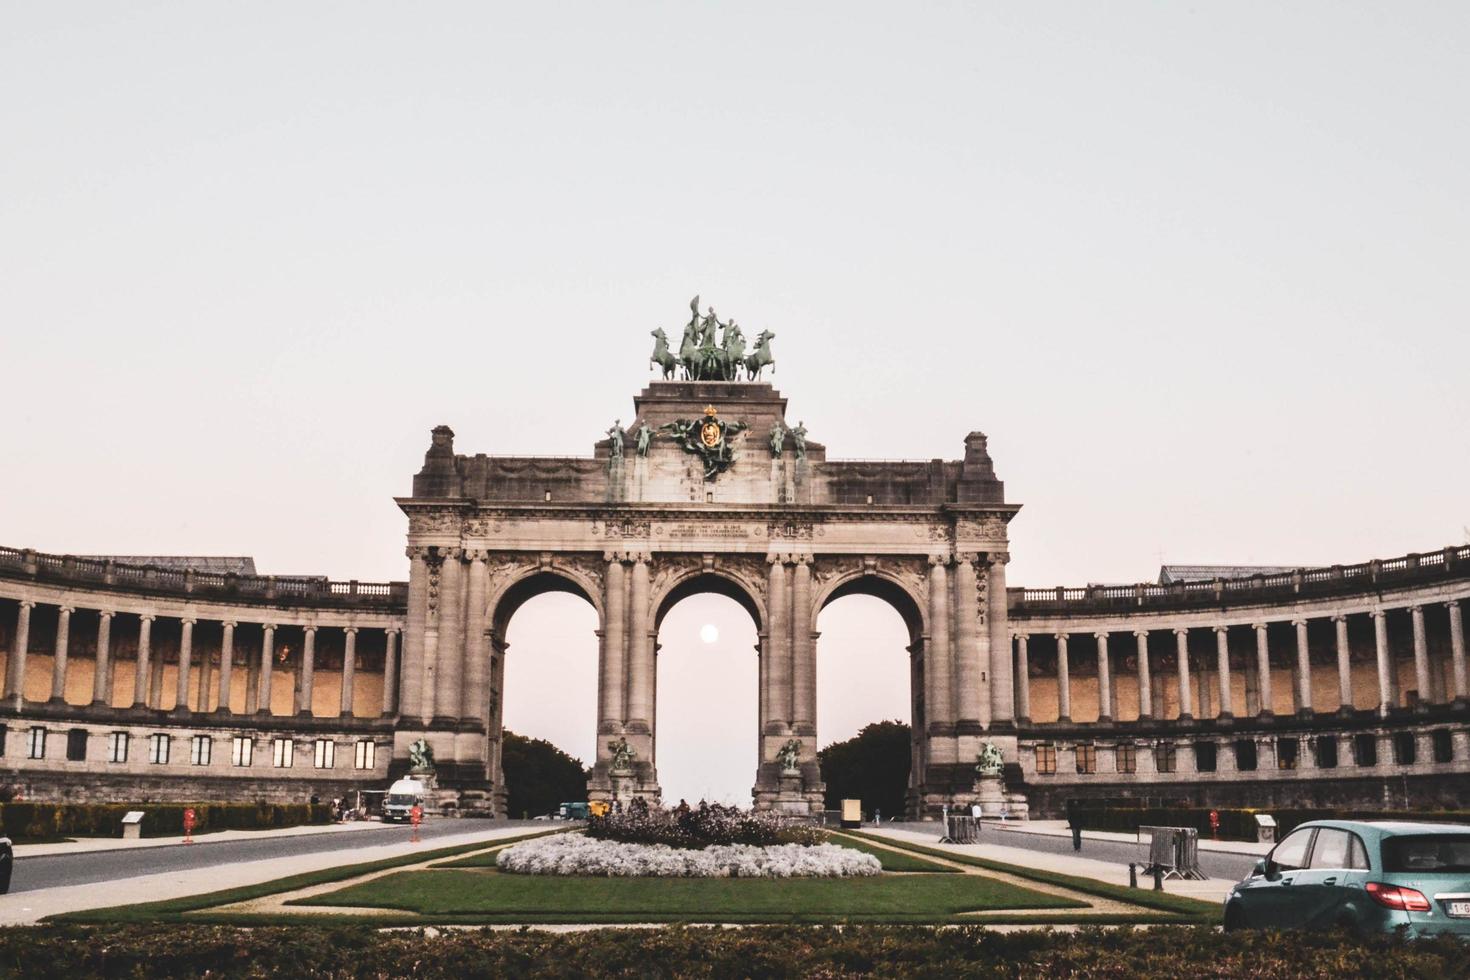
[744,329,776,380]
[649,328,677,379]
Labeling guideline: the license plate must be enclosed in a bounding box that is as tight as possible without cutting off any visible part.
[1447,901,1470,918]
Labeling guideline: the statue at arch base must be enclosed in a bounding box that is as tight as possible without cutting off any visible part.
[752,735,825,815]
[968,739,1030,821]
[587,735,662,806]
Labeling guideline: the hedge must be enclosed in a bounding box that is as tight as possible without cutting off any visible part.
[0,802,332,842]
[1073,804,1470,841]
[1,924,1468,978]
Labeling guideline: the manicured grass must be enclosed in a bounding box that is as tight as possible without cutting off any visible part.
[296,866,1083,922]
[825,832,959,872]
[431,848,499,869]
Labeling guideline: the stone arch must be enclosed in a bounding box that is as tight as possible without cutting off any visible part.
[812,566,926,641]
[488,562,603,638]
[652,567,764,634]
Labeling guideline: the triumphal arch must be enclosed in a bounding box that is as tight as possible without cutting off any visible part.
[394,300,1019,815]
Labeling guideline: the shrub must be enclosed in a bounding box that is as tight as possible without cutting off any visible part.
[586,801,823,850]
[0,802,332,842]
[498,834,881,877]
[1072,804,1470,841]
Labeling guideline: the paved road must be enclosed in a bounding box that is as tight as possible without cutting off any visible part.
[887,821,1258,882]
[11,820,544,894]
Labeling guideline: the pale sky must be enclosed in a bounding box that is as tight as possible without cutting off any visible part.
[3,3,1467,803]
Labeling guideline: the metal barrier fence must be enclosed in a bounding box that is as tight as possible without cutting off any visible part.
[1138,825,1207,880]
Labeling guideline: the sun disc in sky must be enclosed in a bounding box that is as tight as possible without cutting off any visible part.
[699,624,719,644]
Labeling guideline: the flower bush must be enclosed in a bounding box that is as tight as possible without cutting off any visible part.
[497,833,880,878]
[586,800,824,849]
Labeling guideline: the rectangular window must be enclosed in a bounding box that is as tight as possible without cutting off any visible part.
[1115,742,1136,774]
[1394,732,1416,766]
[232,736,254,767]
[27,727,46,760]
[107,732,129,764]
[190,735,212,766]
[1154,741,1176,774]
[1035,744,1057,775]
[1353,733,1378,767]
[1075,743,1097,774]
[148,733,171,765]
[1193,741,1217,773]
[1315,735,1338,769]
[354,740,376,770]
[313,739,335,769]
[1234,739,1258,771]
[1434,730,1454,764]
[1277,737,1298,770]
[272,738,294,768]
[66,728,88,762]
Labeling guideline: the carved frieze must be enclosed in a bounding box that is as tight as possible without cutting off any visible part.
[409,510,464,536]
[768,520,814,541]
[592,519,652,539]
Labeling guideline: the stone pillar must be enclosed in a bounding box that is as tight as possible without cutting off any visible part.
[258,624,275,715]
[765,556,790,731]
[340,627,358,717]
[1449,601,1467,704]
[5,600,32,704]
[599,552,626,732]
[925,555,953,731]
[987,555,1011,725]
[399,548,430,722]
[433,551,465,726]
[1094,632,1113,721]
[1014,634,1031,722]
[216,620,235,713]
[296,625,317,716]
[1214,626,1233,719]
[625,553,654,732]
[1253,623,1272,716]
[1333,615,1353,712]
[791,556,815,733]
[1134,630,1152,720]
[131,613,152,708]
[50,605,73,703]
[460,551,490,726]
[1294,619,1312,715]
[174,617,195,711]
[952,554,982,727]
[382,628,400,716]
[1175,628,1193,721]
[1055,633,1071,722]
[1372,610,1391,715]
[1411,605,1431,709]
[92,611,114,706]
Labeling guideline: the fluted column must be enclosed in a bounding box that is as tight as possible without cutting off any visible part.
[1253,623,1272,717]
[1411,606,1430,709]
[399,548,431,722]
[625,553,653,732]
[339,627,358,716]
[1333,615,1352,711]
[92,611,114,706]
[5,600,33,704]
[214,620,235,713]
[382,628,400,716]
[131,613,153,708]
[1014,634,1031,722]
[925,555,952,731]
[50,605,73,703]
[1175,628,1193,721]
[951,554,982,727]
[1214,625,1234,719]
[599,552,627,732]
[791,555,815,733]
[295,625,317,716]
[257,624,275,715]
[1372,610,1391,715]
[460,551,490,726]
[174,617,195,711]
[765,556,791,731]
[1055,633,1071,722]
[1134,630,1152,720]
[433,550,465,725]
[986,555,1011,725]
[1449,601,1467,704]
[1293,619,1312,714]
[1094,632,1113,721]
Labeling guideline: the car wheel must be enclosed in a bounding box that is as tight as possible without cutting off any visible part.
[1223,904,1247,932]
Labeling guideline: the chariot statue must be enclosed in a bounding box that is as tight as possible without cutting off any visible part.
[651,297,776,382]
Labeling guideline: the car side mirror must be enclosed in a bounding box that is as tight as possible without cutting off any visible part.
[1253,859,1268,878]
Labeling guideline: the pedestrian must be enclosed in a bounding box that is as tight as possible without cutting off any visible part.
[1066,802,1083,852]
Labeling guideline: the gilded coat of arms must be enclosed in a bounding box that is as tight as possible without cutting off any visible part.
[661,405,749,480]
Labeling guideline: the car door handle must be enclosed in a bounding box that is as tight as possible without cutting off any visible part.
[1281,876,1295,886]
[1323,877,1338,886]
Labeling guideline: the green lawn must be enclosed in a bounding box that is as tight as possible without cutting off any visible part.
[295,867,1082,921]
[431,848,500,869]
[826,832,959,872]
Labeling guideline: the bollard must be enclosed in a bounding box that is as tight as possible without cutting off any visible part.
[1153,865,1164,891]
[1128,863,1137,889]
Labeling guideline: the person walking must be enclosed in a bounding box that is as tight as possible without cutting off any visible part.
[1066,802,1083,852]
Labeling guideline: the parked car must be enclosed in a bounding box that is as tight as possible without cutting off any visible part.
[0,837,11,894]
[1225,820,1470,937]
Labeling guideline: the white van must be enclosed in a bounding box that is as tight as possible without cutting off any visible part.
[382,777,427,823]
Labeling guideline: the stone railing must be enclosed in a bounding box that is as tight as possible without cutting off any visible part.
[1008,545,1470,616]
[0,546,407,610]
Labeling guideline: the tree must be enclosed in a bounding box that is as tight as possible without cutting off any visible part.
[500,730,589,819]
[818,720,911,819]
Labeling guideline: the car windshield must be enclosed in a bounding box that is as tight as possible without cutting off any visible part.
[1382,834,1470,873]
[386,794,416,805]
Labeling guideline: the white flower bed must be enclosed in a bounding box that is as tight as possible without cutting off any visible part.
[498,833,881,878]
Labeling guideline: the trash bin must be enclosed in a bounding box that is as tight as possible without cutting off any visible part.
[1255,814,1277,844]
[840,799,862,829]
[121,810,145,840]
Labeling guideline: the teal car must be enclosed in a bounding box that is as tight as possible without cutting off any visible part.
[1225,820,1470,937]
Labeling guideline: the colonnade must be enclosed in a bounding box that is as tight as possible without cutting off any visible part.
[1012,600,1468,723]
